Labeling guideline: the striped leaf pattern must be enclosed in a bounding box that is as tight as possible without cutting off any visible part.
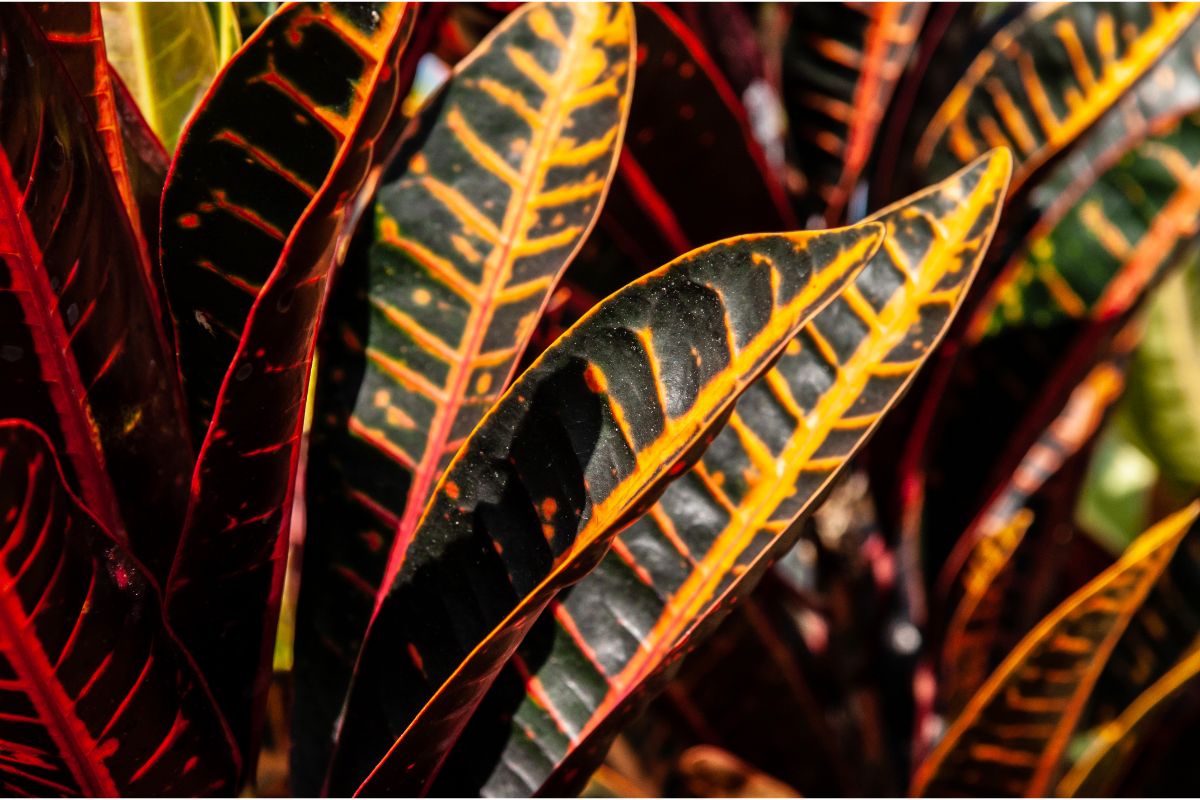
[294,2,634,788]
[914,502,1200,798]
[916,2,1200,190]
[329,222,886,795]
[784,2,928,223]
[161,2,411,438]
[0,6,191,580]
[0,420,237,796]
[436,150,1014,798]
[161,1,417,757]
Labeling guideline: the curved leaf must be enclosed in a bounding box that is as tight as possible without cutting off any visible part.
[938,355,1128,715]
[294,1,634,788]
[916,2,1199,190]
[1059,641,1200,796]
[0,420,237,796]
[100,2,222,152]
[911,111,1200,580]
[161,1,418,756]
[913,502,1200,797]
[0,6,191,579]
[783,2,929,223]
[435,149,1014,798]
[329,221,887,795]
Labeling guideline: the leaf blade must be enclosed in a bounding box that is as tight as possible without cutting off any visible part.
[440,149,1014,798]
[329,220,887,796]
[0,419,238,796]
[294,1,635,787]
[913,502,1200,797]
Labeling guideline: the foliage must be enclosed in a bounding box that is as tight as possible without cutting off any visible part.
[0,2,1199,798]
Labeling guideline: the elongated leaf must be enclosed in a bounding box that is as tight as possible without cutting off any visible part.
[573,2,795,302]
[433,150,1014,797]
[916,2,1199,190]
[913,502,1200,797]
[100,2,222,152]
[1060,640,1200,796]
[161,1,418,757]
[784,2,928,223]
[938,356,1127,714]
[0,6,191,579]
[0,420,237,796]
[293,2,634,789]
[912,111,1200,578]
[328,221,886,795]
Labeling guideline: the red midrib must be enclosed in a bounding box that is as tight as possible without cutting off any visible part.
[0,514,117,797]
[377,9,592,602]
[0,149,124,541]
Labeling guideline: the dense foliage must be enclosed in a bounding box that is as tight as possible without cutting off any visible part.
[1,2,1199,797]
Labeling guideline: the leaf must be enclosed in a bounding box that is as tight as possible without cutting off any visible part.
[911,110,1200,579]
[938,354,1128,714]
[916,2,1200,191]
[0,420,238,796]
[160,1,418,758]
[912,501,1200,797]
[292,1,635,789]
[0,6,191,579]
[433,150,1014,798]
[783,2,929,223]
[100,2,223,153]
[574,2,795,301]
[328,220,888,796]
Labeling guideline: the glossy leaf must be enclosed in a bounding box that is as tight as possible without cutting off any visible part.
[783,2,929,223]
[293,2,634,789]
[916,2,1200,190]
[329,220,887,796]
[913,502,1200,797]
[161,1,418,757]
[0,420,238,796]
[574,2,795,301]
[0,6,191,579]
[436,150,1014,797]
[100,2,222,153]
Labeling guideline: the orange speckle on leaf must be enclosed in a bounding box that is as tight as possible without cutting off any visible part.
[475,372,493,395]
[445,481,460,499]
[179,213,201,229]
[541,497,558,518]
[584,363,608,393]
[679,62,695,78]
[412,288,432,306]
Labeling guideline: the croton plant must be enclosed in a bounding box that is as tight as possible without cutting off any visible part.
[2,1,1200,798]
